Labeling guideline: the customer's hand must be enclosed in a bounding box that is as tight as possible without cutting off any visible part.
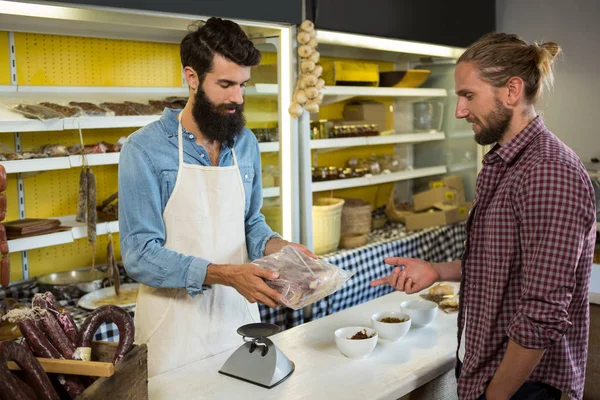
[370,257,440,294]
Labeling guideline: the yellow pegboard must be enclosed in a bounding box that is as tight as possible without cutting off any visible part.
[14,33,182,87]
[0,32,10,85]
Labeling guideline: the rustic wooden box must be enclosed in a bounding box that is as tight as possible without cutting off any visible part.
[76,341,148,400]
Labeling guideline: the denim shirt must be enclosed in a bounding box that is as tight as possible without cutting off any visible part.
[118,109,280,297]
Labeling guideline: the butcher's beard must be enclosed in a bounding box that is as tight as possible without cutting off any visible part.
[191,89,245,143]
[469,98,513,146]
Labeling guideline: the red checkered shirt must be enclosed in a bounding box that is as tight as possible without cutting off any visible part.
[457,117,597,400]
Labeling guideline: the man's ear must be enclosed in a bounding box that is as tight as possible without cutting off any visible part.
[506,76,525,107]
[184,66,200,91]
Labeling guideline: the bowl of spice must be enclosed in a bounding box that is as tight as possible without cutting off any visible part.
[334,326,378,359]
[371,311,411,341]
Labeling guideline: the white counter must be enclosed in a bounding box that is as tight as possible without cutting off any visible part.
[149,291,458,400]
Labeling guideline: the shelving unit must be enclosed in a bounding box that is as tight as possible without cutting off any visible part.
[1,145,278,175]
[0,5,297,283]
[310,132,446,150]
[297,30,464,251]
[7,215,119,253]
[312,166,447,192]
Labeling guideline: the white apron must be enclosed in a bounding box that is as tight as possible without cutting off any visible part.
[134,114,260,378]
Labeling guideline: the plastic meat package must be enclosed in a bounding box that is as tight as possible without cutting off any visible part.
[253,245,354,310]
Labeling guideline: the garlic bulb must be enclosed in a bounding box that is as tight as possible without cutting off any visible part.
[297,31,311,44]
[288,102,303,118]
[300,20,315,32]
[305,87,319,99]
[304,100,319,113]
[308,51,320,64]
[308,38,318,49]
[298,45,312,58]
[294,90,308,104]
[315,78,325,90]
[312,65,323,77]
[300,74,318,88]
[301,60,316,73]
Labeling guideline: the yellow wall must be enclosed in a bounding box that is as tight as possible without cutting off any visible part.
[14,33,182,87]
[0,32,10,85]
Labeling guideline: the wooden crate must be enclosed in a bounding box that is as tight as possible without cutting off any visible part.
[76,341,148,400]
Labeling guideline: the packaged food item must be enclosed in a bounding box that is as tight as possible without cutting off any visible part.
[124,101,160,115]
[99,102,138,116]
[68,102,113,117]
[38,144,70,157]
[252,245,354,310]
[10,104,64,120]
[39,102,82,117]
[148,100,172,111]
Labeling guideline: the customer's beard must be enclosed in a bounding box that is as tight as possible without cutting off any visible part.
[191,89,245,143]
[470,98,513,146]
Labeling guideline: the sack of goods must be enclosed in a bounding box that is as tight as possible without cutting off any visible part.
[253,245,354,310]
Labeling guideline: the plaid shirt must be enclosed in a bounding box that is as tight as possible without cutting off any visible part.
[458,117,597,400]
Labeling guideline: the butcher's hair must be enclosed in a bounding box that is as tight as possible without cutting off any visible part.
[180,17,261,82]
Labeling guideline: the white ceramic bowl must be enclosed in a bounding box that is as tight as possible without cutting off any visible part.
[371,311,411,341]
[334,326,378,359]
[400,299,438,327]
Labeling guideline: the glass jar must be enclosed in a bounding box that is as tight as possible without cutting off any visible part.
[346,157,360,169]
[316,167,329,181]
[328,166,339,180]
[368,159,381,175]
[370,124,379,136]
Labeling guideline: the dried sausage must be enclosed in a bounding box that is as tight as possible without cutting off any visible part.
[0,224,8,256]
[0,341,59,400]
[76,168,88,223]
[17,319,61,360]
[77,305,134,364]
[1,256,9,288]
[57,312,78,347]
[0,193,6,222]
[32,295,75,359]
[0,164,6,192]
[18,319,85,399]
[86,168,97,268]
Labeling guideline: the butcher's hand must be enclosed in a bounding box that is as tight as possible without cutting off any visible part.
[265,237,317,259]
[370,257,440,294]
[206,263,282,308]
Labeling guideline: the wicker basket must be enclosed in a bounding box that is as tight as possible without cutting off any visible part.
[341,198,372,235]
[385,187,414,223]
[312,197,345,255]
[340,233,368,249]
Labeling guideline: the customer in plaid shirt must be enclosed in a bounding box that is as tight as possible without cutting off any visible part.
[372,33,596,400]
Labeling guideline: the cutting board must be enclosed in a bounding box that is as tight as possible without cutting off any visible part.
[3,218,62,238]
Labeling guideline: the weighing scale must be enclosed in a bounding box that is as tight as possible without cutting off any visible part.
[219,323,295,389]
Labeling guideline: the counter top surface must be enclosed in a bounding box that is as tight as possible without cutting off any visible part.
[149,290,458,400]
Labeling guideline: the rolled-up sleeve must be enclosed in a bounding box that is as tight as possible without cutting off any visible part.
[244,139,280,260]
[508,161,594,348]
[118,139,210,297]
